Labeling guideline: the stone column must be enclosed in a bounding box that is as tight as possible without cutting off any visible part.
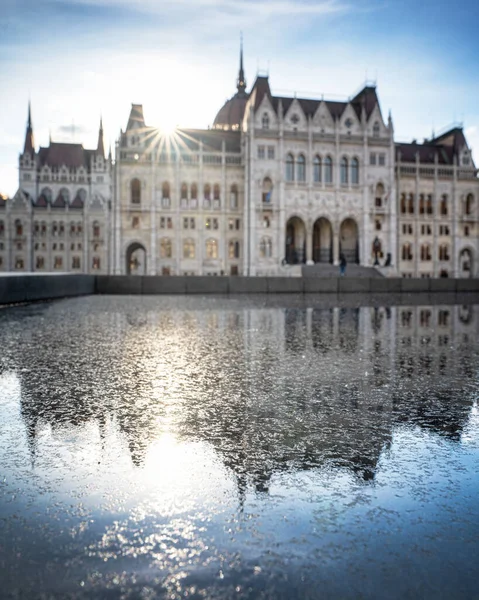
[333,225,340,265]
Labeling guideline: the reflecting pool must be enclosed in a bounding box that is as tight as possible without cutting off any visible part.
[1,295,479,599]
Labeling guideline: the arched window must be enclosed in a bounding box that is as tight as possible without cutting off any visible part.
[229,240,240,259]
[286,154,295,182]
[420,244,431,261]
[15,219,23,237]
[465,193,474,215]
[262,113,270,130]
[92,221,100,238]
[206,238,218,259]
[419,194,425,215]
[400,193,406,214]
[160,238,172,258]
[41,221,47,236]
[373,121,380,138]
[440,194,448,216]
[70,221,76,236]
[131,179,141,204]
[0,220,4,236]
[426,194,433,215]
[181,183,188,200]
[162,182,170,199]
[230,184,238,209]
[204,184,211,200]
[324,156,333,184]
[183,239,195,259]
[59,188,70,204]
[213,184,220,201]
[59,222,65,236]
[41,187,52,203]
[351,158,359,185]
[408,193,414,214]
[190,183,198,200]
[297,154,306,182]
[402,243,413,261]
[313,156,322,183]
[375,183,385,208]
[262,177,273,204]
[340,157,348,185]
[259,237,273,258]
[52,221,58,236]
[439,244,450,261]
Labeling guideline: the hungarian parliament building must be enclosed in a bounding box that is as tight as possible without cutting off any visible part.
[1,49,477,279]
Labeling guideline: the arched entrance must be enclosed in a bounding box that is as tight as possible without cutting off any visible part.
[285,217,306,264]
[126,242,147,275]
[340,218,359,264]
[313,218,333,263]
[459,248,474,278]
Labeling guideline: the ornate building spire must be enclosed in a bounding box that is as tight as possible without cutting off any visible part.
[97,116,105,157]
[23,101,35,155]
[237,33,246,94]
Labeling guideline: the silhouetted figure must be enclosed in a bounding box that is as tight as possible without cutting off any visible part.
[339,253,347,276]
[384,252,392,267]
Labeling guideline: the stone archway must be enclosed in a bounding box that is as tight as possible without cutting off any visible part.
[339,218,359,264]
[285,217,306,264]
[126,242,147,275]
[313,218,333,263]
[459,248,474,278]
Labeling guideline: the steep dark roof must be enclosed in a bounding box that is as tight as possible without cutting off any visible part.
[52,192,67,208]
[35,194,49,208]
[126,104,146,131]
[245,76,379,123]
[70,195,84,209]
[396,127,472,165]
[38,143,87,168]
[350,86,380,120]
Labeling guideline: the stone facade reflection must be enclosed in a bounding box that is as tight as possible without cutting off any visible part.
[8,300,479,488]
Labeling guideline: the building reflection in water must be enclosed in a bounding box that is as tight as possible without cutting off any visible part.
[9,300,479,496]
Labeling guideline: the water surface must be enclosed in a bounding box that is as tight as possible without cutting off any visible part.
[1,295,478,599]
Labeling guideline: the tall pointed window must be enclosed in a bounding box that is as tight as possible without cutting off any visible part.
[213,184,220,201]
[465,193,474,215]
[181,183,188,200]
[206,239,218,259]
[230,184,238,209]
[440,194,448,216]
[351,158,359,184]
[340,157,348,185]
[286,154,295,182]
[131,179,141,204]
[324,156,333,184]
[297,154,306,182]
[262,113,270,130]
[313,156,322,183]
[373,121,380,138]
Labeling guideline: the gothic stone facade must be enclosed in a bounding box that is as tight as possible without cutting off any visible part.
[2,60,478,277]
[0,109,111,274]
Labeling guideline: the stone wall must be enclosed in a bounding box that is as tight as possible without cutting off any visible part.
[0,274,95,304]
[0,274,478,305]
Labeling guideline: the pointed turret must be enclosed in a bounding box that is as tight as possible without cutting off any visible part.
[237,33,246,94]
[23,101,35,155]
[97,117,105,157]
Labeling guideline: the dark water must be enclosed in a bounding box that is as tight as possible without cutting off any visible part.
[0,295,478,599]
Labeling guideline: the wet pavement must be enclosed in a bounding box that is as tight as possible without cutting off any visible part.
[0,295,478,599]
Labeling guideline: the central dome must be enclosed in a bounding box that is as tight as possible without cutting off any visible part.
[213,90,249,131]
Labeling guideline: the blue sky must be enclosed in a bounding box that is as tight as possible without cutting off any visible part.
[1,0,478,195]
